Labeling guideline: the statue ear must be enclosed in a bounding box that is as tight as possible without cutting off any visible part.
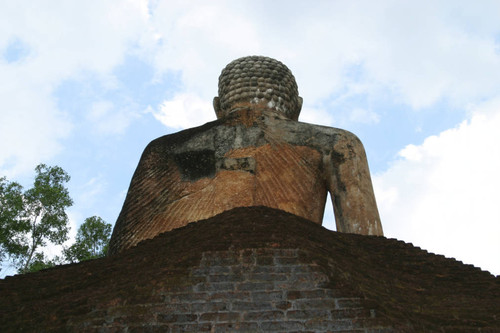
[213,97,223,119]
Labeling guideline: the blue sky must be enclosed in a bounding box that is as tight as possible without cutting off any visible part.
[1,1,499,276]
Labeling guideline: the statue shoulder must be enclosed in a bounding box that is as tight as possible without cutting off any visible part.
[289,121,363,148]
[144,119,222,155]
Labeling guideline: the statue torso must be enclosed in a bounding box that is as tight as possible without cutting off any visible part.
[111,112,348,253]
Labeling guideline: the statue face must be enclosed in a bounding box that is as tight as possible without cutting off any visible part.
[214,56,303,120]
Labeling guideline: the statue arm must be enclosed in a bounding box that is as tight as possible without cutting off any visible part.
[325,131,383,236]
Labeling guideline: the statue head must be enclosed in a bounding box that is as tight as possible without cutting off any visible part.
[214,56,303,121]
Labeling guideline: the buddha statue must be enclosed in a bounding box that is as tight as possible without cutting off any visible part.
[108,56,383,255]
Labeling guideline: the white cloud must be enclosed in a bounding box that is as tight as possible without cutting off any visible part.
[299,106,335,126]
[0,77,71,177]
[3,1,500,178]
[348,108,380,124]
[374,98,500,275]
[145,1,500,112]
[87,100,139,136]
[152,93,215,130]
[77,176,106,208]
[0,0,150,175]
[149,1,262,99]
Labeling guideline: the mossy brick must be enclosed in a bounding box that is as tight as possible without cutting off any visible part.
[191,301,230,312]
[151,303,191,313]
[73,316,107,328]
[293,298,337,310]
[290,271,328,282]
[247,272,288,282]
[231,301,273,311]
[214,322,259,331]
[194,282,235,292]
[236,281,274,291]
[252,264,293,274]
[170,323,212,332]
[157,313,197,323]
[251,290,284,302]
[276,279,319,290]
[287,289,328,300]
[192,265,231,276]
[274,256,301,265]
[240,254,256,265]
[243,310,285,321]
[156,283,193,293]
[240,248,256,256]
[305,318,357,331]
[229,265,253,276]
[128,326,170,333]
[272,248,299,257]
[286,309,331,320]
[256,255,274,265]
[274,300,293,310]
[335,297,364,309]
[291,264,315,273]
[201,254,239,266]
[200,250,240,260]
[208,274,241,283]
[168,292,209,302]
[127,293,163,305]
[260,320,304,331]
[199,311,240,322]
[208,291,251,302]
[330,308,372,319]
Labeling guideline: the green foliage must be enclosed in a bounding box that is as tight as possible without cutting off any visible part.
[0,177,25,262]
[0,164,73,273]
[64,216,112,263]
[1,164,112,274]
[19,253,64,274]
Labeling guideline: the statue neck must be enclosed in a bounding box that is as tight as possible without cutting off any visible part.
[220,104,290,126]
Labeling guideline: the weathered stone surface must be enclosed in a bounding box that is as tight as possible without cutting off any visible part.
[109,56,383,255]
[1,207,498,332]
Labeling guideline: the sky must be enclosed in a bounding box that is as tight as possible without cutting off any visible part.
[1,0,499,277]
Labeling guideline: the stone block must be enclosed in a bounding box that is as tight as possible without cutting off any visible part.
[286,309,330,320]
[260,320,304,331]
[293,298,337,310]
[243,310,285,321]
[236,281,274,291]
[251,290,284,302]
[199,312,240,322]
[335,297,363,309]
[231,301,273,311]
[157,313,197,323]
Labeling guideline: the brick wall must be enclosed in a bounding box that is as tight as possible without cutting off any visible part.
[3,207,498,332]
[68,248,392,332]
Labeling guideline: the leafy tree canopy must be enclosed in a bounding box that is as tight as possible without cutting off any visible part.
[0,164,73,273]
[64,216,112,263]
[1,165,113,275]
[0,177,25,263]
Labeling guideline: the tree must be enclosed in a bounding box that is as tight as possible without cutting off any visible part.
[0,177,25,266]
[22,252,63,273]
[0,164,73,273]
[64,216,111,263]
